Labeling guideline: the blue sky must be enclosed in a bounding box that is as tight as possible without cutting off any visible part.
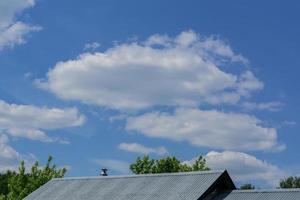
[0,0,300,187]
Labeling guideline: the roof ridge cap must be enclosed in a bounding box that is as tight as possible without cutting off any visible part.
[53,170,225,181]
[230,189,300,193]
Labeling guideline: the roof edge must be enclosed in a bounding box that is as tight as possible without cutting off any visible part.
[230,188,300,193]
[52,170,226,181]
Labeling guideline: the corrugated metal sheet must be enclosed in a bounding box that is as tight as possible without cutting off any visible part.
[212,189,300,200]
[24,171,224,200]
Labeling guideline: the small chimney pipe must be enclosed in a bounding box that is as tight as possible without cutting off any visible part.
[101,168,108,176]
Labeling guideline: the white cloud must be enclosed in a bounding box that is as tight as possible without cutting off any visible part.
[37,30,263,110]
[0,0,34,27]
[126,108,284,151]
[118,142,168,155]
[203,151,286,186]
[0,21,40,50]
[0,100,85,142]
[282,120,297,126]
[83,42,101,51]
[108,114,128,122]
[0,0,40,50]
[93,159,130,174]
[242,101,284,112]
[0,134,20,160]
[0,134,35,172]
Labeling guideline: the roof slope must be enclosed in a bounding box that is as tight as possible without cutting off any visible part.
[212,189,300,200]
[24,170,233,200]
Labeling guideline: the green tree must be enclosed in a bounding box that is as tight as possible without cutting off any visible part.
[0,171,15,197]
[152,157,181,173]
[190,156,210,171]
[0,171,16,200]
[240,183,255,190]
[130,156,155,174]
[130,155,209,174]
[280,176,300,188]
[0,156,66,200]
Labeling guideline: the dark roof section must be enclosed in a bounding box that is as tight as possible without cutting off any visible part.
[212,189,300,200]
[24,170,235,200]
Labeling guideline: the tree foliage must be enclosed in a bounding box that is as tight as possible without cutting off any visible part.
[280,176,300,188]
[0,171,15,200]
[0,156,66,200]
[240,183,255,190]
[130,155,210,174]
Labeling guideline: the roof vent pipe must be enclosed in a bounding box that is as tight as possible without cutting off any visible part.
[101,168,108,176]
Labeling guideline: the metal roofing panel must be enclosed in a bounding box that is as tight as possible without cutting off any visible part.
[213,189,300,200]
[24,171,225,200]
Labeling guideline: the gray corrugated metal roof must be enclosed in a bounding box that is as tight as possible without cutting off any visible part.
[212,189,300,200]
[24,170,226,200]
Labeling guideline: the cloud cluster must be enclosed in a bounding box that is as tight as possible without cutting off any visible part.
[126,108,284,151]
[0,100,85,142]
[37,30,263,110]
[0,99,86,171]
[0,0,40,50]
[35,29,288,185]
[118,142,168,155]
[184,151,286,186]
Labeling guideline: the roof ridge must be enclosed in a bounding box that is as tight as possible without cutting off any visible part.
[230,189,300,193]
[53,170,225,181]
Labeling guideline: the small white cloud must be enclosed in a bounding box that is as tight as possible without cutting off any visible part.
[0,22,40,50]
[0,134,20,160]
[108,114,128,122]
[118,142,168,155]
[0,0,40,50]
[0,134,35,172]
[126,108,284,151]
[37,30,263,111]
[83,42,101,51]
[242,101,284,112]
[282,120,297,126]
[24,72,33,79]
[0,99,85,142]
[93,159,130,174]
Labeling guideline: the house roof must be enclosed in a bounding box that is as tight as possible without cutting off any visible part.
[25,170,300,200]
[212,189,300,200]
[24,170,234,200]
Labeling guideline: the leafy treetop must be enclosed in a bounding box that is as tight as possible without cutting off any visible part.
[130,155,210,174]
[0,156,66,200]
[280,177,300,188]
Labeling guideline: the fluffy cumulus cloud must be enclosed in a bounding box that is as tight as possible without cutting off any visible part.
[126,108,284,151]
[37,30,263,110]
[118,142,168,155]
[202,151,286,186]
[0,0,40,50]
[0,100,85,143]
